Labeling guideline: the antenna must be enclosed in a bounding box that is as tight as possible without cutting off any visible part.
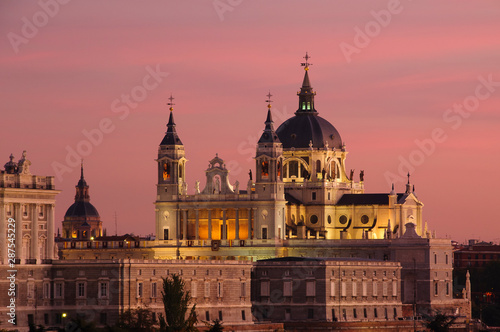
[114,211,118,236]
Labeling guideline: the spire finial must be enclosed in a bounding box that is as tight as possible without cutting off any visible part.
[265,90,273,109]
[301,52,312,71]
[407,172,411,184]
[167,94,175,112]
[80,159,84,179]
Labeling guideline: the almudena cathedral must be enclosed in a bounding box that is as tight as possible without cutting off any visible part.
[1,57,471,331]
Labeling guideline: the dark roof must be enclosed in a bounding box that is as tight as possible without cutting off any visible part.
[258,109,281,144]
[64,201,100,219]
[336,193,404,206]
[160,111,183,146]
[258,256,385,263]
[276,113,343,149]
[285,193,303,205]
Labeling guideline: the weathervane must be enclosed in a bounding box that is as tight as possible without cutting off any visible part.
[301,52,312,71]
[167,94,175,111]
[265,91,273,109]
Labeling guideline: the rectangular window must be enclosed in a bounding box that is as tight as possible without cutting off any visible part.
[283,280,292,297]
[205,311,210,321]
[364,308,367,318]
[137,282,143,298]
[261,227,268,240]
[374,308,378,318]
[312,192,316,200]
[44,314,49,325]
[393,307,397,318]
[392,281,397,297]
[362,281,367,297]
[383,282,388,296]
[151,282,157,298]
[27,283,35,299]
[100,313,107,325]
[308,308,314,319]
[446,254,449,265]
[446,282,450,296]
[341,281,346,297]
[306,281,315,297]
[218,311,223,321]
[434,282,438,296]
[332,308,336,321]
[330,280,335,297]
[261,281,270,297]
[191,281,197,298]
[241,282,246,297]
[352,281,357,297]
[204,282,210,298]
[55,282,64,299]
[353,308,357,319]
[241,310,246,321]
[217,282,223,298]
[99,282,108,298]
[77,282,86,298]
[43,283,50,299]
[372,281,377,297]
[163,228,169,240]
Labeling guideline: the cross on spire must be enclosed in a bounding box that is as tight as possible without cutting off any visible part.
[167,94,175,111]
[301,52,312,71]
[265,91,273,109]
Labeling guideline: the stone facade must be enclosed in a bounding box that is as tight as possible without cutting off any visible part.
[252,257,402,322]
[0,259,253,331]
[0,151,59,264]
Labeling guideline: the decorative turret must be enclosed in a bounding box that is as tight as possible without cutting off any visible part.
[296,52,317,113]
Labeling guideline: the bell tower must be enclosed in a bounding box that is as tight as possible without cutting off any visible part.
[156,95,187,201]
[255,92,284,197]
[155,96,187,241]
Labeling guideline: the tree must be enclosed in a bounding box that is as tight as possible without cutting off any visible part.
[115,306,157,332]
[425,313,456,332]
[159,274,198,332]
[205,319,223,332]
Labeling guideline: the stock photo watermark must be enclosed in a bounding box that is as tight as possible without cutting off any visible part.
[384,73,500,186]
[7,0,72,54]
[6,217,17,325]
[51,64,169,181]
[213,0,243,21]
[339,0,410,64]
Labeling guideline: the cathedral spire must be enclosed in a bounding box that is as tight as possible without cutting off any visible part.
[160,94,183,146]
[258,91,281,144]
[75,161,89,202]
[296,52,317,114]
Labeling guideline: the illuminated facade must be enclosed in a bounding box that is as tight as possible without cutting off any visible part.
[0,151,59,264]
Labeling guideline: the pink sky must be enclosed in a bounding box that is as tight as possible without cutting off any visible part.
[1,1,499,243]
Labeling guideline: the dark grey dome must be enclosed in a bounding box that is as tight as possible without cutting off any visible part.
[64,201,100,220]
[276,113,343,149]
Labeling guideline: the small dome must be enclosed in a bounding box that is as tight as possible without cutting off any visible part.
[276,113,343,149]
[64,201,100,220]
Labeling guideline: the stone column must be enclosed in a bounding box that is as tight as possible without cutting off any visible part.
[31,204,39,263]
[183,210,188,240]
[222,209,227,240]
[234,209,240,240]
[195,209,199,240]
[247,208,252,240]
[207,209,212,240]
[47,204,55,259]
[0,203,6,264]
[14,203,22,262]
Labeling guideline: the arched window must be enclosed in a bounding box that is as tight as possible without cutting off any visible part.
[261,160,269,177]
[163,162,170,180]
[316,160,321,173]
[289,161,299,177]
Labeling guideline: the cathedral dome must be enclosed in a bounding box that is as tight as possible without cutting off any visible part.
[64,201,100,220]
[276,60,343,150]
[276,113,342,149]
